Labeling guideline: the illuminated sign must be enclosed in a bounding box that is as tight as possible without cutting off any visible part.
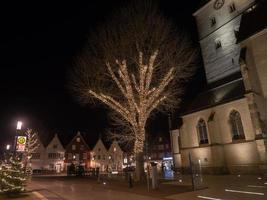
[16,136,27,152]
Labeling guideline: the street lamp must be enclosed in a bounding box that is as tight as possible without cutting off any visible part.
[16,121,22,130]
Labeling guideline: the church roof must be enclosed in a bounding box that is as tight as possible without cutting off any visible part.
[181,78,245,116]
[237,1,267,43]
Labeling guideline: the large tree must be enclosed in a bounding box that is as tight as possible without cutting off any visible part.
[71,0,197,181]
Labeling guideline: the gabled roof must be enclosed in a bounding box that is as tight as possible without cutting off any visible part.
[65,131,90,150]
[237,1,267,43]
[92,138,108,152]
[46,133,65,150]
[108,140,123,153]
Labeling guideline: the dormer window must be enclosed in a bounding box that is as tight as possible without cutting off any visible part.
[229,3,236,13]
[215,40,222,49]
[76,137,80,142]
[210,17,216,27]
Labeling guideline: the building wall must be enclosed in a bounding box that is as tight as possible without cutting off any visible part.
[194,0,255,83]
[178,98,262,173]
[91,139,109,171]
[108,141,124,171]
[43,134,65,172]
[65,133,90,168]
[239,28,267,170]
[30,138,46,170]
[242,29,267,124]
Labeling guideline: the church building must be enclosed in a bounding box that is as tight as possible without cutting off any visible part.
[171,0,267,174]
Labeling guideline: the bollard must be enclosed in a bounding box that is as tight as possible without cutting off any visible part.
[151,162,158,189]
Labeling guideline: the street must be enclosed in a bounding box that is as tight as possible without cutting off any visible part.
[26,175,267,200]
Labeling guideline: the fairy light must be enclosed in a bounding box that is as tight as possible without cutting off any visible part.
[88,51,175,156]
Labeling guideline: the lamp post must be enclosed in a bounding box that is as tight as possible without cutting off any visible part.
[17,121,22,131]
[6,144,11,151]
[13,121,23,154]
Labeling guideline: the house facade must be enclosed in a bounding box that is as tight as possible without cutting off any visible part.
[64,132,90,168]
[107,141,124,172]
[43,134,65,173]
[91,138,109,171]
[171,0,267,174]
[30,136,46,171]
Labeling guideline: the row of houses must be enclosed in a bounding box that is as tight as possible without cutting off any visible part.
[31,132,125,173]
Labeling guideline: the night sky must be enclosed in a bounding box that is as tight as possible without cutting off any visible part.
[0,1,205,149]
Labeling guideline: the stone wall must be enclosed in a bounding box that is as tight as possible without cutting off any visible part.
[176,98,265,174]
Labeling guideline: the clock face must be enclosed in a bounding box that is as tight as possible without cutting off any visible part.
[214,0,225,10]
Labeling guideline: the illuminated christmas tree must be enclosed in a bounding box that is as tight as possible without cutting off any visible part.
[24,129,39,178]
[0,156,26,194]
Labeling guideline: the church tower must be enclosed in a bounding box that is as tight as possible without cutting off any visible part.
[194,0,255,84]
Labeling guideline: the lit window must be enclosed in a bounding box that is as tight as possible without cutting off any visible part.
[229,110,245,140]
[114,147,116,152]
[72,145,76,150]
[229,3,236,13]
[158,137,162,142]
[76,137,80,142]
[210,17,216,27]
[197,119,209,144]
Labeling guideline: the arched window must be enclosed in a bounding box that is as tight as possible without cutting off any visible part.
[197,119,209,144]
[229,110,245,140]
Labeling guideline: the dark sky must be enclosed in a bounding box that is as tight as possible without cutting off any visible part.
[0,1,204,149]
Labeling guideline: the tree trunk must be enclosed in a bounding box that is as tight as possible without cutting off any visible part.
[135,151,145,182]
[134,126,146,182]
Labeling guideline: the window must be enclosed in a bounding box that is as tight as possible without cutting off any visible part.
[158,137,162,142]
[31,153,40,159]
[102,155,105,160]
[114,147,116,152]
[98,155,101,160]
[197,119,209,144]
[68,153,72,159]
[158,144,164,150]
[72,145,76,150]
[229,3,236,13]
[98,148,101,152]
[76,137,80,142]
[215,40,222,49]
[83,153,87,159]
[80,145,84,150]
[229,110,245,140]
[48,153,60,159]
[210,17,216,27]
[53,144,57,149]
